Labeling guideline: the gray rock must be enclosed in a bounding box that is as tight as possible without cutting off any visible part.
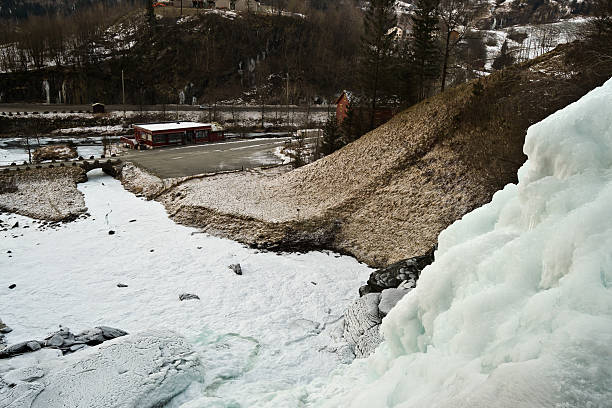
[0,326,128,359]
[229,263,242,275]
[179,293,200,301]
[0,319,12,334]
[46,334,64,347]
[343,293,382,358]
[98,326,128,340]
[3,331,203,408]
[378,287,411,316]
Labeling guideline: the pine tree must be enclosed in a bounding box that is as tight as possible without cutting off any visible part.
[146,0,156,30]
[321,114,342,155]
[492,40,515,71]
[359,0,398,130]
[410,0,440,101]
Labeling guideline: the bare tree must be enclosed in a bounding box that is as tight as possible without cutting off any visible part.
[437,0,483,91]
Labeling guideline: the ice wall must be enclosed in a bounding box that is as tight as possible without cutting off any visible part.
[293,78,612,407]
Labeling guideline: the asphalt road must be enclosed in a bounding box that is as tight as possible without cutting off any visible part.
[120,137,298,178]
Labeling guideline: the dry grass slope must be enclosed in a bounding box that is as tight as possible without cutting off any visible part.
[161,39,612,266]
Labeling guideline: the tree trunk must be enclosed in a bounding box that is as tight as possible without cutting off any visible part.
[441,30,451,92]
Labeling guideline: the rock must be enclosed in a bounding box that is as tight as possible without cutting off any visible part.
[179,293,200,301]
[98,326,128,340]
[229,264,242,275]
[46,334,64,347]
[0,326,128,359]
[12,222,19,229]
[32,145,77,163]
[378,287,411,316]
[360,247,435,295]
[117,283,128,288]
[2,331,203,408]
[343,293,382,358]
[8,284,16,289]
[108,230,115,235]
[0,320,13,334]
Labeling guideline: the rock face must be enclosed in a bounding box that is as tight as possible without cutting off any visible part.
[32,145,77,163]
[342,293,383,359]
[0,330,204,408]
[359,248,434,296]
[0,326,128,359]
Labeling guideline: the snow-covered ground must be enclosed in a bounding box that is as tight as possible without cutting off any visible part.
[0,169,372,406]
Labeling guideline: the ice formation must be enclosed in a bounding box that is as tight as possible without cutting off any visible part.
[277,78,612,407]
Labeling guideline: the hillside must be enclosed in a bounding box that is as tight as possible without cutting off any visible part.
[158,37,612,267]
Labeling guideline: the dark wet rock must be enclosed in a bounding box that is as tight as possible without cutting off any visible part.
[179,293,200,301]
[8,284,16,289]
[108,230,115,235]
[117,283,128,288]
[360,247,435,295]
[229,264,242,275]
[12,222,19,229]
[0,326,128,359]
[129,219,136,222]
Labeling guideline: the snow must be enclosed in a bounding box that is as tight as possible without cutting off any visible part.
[135,122,213,132]
[261,78,612,407]
[0,169,372,406]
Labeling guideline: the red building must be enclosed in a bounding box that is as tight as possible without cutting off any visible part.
[335,90,352,126]
[335,90,396,128]
[122,121,225,149]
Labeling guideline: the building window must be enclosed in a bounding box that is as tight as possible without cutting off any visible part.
[167,133,183,143]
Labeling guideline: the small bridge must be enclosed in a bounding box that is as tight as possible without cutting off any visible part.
[1,156,123,177]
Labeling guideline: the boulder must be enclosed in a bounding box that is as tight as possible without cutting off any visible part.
[342,293,382,358]
[0,331,204,408]
[378,287,411,317]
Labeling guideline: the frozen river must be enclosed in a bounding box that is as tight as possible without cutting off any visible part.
[0,169,372,406]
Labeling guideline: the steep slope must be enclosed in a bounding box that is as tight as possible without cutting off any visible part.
[268,66,612,408]
[161,38,612,266]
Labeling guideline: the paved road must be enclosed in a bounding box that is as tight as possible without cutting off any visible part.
[120,137,300,178]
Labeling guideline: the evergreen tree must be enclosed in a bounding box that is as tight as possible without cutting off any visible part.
[410,0,440,101]
[359,0,398,130]
[492,39,515,71]
[340,103,367,145]
[321,114,342,155]
[146,0,156,30]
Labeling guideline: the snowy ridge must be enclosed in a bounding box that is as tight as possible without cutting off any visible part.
[261,78,612,407]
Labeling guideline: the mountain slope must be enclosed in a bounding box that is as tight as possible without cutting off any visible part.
[159,38,612,266]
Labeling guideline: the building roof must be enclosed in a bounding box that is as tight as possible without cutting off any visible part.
[134,122,215,132]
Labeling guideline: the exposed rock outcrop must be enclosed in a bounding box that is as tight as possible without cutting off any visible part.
[359,248,435,296]
[0,330,203,408]
[0,326,128,359]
